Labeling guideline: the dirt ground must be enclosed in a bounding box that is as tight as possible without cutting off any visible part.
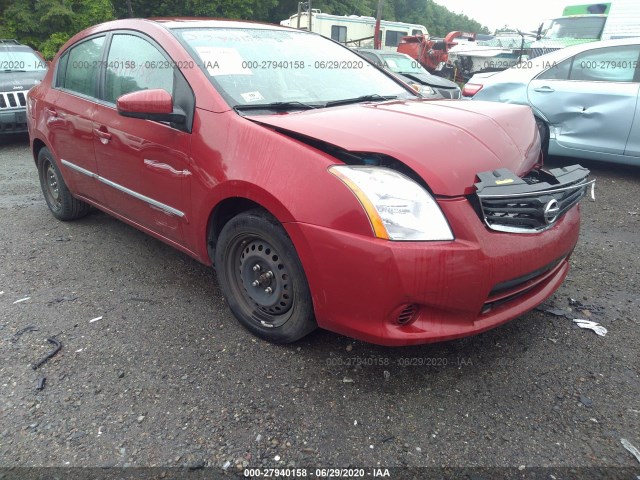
[1,133,639,478]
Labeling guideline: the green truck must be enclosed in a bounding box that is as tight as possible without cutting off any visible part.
[530,1,640,57]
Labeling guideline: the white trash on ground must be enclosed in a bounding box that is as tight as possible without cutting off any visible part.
[621,438,640,464]
[573,319,607,337]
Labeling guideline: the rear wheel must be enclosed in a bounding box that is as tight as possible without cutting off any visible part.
[215,209,316,343]
[37,148,90,221]
[535,117,550,158]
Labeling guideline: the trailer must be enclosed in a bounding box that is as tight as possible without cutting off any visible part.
[280,10,428,51]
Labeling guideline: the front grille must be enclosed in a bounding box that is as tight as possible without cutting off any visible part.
[530,47,560,59]
[0,91,27,110]
[474,165,593,233]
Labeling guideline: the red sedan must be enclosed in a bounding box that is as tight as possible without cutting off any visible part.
[27,19,593,346]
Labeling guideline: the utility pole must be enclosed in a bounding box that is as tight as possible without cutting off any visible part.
[126,0,133,18]
[374,0,383,49]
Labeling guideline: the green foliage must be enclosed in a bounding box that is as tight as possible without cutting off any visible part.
[0,0,114,58]
[1,0,489,59]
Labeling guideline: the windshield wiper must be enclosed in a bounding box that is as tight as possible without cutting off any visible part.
[324,94,397,108]
[233,101,319,113]
[3,69,27,73]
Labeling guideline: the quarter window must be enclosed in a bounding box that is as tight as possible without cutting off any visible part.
[59,37,105,97]
[104,34,174,104]
[537,58,572,80]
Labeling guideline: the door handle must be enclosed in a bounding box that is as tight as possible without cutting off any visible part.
[45,107,58,117]
[93,128,112,142]
[534,86,555,93]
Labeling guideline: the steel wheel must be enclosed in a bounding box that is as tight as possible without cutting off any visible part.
[44,161,62,211]
[215,209,316,343]
[37,147,90,221]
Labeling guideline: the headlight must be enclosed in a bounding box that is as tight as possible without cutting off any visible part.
[409,83,435,96]
[329,166,454,241]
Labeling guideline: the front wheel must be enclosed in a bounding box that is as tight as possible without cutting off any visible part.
[215,209,316,343]
[37,147,90,221]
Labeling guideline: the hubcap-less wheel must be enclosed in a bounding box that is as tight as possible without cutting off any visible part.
[215,209,316,343]
[45,163,61,209]
[37,147,90,221]
[229,235,293,328]
[239,239,293,318]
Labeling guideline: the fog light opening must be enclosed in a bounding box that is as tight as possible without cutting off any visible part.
[396,304,417,325]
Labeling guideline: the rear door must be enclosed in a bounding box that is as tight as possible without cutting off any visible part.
[92,32,193,244]
[528,44,640,155]
[49,35,107,205]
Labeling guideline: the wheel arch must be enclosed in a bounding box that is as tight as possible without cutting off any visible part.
[206,197,261,262]
[32,138,48,166]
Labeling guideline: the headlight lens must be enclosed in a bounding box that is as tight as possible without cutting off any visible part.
[329,166,454,241]
[408,83,435,96]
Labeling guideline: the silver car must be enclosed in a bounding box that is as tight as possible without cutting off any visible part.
[463,38,640,165]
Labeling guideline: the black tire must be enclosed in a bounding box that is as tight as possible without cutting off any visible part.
[215,209,316,343]
[37,147,90,221]
[535,116,550,158]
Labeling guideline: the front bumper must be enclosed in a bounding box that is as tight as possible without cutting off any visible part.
[0,108,28,134]
[286,197,581,346]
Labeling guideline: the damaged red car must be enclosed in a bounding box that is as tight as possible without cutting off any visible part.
[27,19,594,346]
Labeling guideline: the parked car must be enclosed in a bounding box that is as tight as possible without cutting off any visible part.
[28,19,592,346]
[355,48,461,99]
[1,39,47,135]
[463,38,640,165]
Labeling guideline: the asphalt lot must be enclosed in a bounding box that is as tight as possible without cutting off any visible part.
[0,133,639,477]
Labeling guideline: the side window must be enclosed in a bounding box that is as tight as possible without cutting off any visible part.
[569,45,640,82]
[385,31,408,47]
[537,58,572,80]
[104,34,174,104]
[331,25,347,43]
[59,37,105,97]
[411,29,422,36]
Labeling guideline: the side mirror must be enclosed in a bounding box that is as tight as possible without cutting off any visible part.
[117,89,186,124]
[536,23,543,40]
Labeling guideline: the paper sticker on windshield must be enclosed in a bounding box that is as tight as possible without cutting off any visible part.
[240,91,264,103]
[195,46,252,76]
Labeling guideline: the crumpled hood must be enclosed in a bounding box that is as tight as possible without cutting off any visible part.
[247,99,540,196]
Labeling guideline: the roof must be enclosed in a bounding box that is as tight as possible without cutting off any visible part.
[149,18,293,31]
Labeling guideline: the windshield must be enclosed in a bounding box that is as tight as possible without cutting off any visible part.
[543,17,606,40]
[172,28,413,108]
[379,54,425,74]
[0,49,46,71]
[477,36,533,48]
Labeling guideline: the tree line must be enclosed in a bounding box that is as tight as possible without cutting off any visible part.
[0,0,489,59]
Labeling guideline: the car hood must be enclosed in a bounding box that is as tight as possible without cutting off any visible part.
[0,70,46,92]
[247,99,540,196]
[397,72,458,89]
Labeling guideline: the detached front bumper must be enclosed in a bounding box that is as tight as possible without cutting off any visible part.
[286,194,582,346]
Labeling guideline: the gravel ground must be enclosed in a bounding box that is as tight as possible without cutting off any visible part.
[0,133,639,477]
